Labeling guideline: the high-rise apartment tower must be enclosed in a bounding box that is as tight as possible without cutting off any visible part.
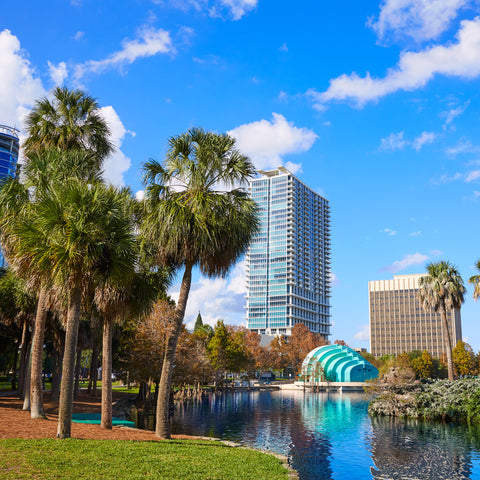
[369,274,462,358]
[0,125,20,267]
[246,167,331,338]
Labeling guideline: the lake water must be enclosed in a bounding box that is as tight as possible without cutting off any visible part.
[168,390,480,480]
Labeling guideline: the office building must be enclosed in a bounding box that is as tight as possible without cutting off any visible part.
[0,125,20,267]
[246,166,331,338]
[369,274,462,358]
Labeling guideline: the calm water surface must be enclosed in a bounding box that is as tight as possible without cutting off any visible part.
[168,390,480,480]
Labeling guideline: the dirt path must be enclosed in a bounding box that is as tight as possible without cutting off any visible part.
[0,391,193,441]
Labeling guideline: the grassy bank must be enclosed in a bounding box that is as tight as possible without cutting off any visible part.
[369,377,480,423]
[1,438,291,480]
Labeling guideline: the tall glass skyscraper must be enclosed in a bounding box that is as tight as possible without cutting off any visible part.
[0,125,20,267]
[246,167,331,338]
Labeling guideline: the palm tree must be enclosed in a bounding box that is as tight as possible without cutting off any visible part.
[140,128,258,439]
[468,260,480,300]
[0,149,103,419]
[6,177,137,438]
[1,85,112,420]
[417,261,466,381]
[24,86,113,160]
[95,268,168,429]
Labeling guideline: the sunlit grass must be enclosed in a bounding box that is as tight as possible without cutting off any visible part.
[1,438,290,480]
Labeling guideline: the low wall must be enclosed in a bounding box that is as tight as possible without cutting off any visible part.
[279,381,367,392]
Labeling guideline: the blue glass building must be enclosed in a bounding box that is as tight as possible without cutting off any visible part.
[246,167,331,338]
[0,125,20,266]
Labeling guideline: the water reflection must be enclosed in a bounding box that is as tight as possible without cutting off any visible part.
[167,390,480,480]
[370,417,480,480]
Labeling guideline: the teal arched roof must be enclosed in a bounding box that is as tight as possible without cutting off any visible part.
[300,344,378,383]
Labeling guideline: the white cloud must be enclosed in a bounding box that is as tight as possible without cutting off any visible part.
[0,29,45,131]
[412,131,436,150]
[382,252,429,273]
[169,261,247,329]
[380,228,398,236]
[218,0,258,20]
[48,61,68,86]
[279,42,288,52]
[135,190,145,201]
[75,26,173,79]
[354,324,370,341]
[73,31,85,41]
[228,113,317,172]
[445,138,480,156]
[465,170,480,182]
[441,99,470,129]
[308,17,480,108]
[98,106,135,185]
[160,0,257,19]
[368,0,469,43]
[431,171,463,184]
[329,272,340,286]
[409,230,422,236]
[379,131,407,151]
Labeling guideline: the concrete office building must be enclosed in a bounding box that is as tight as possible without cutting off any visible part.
[369,273,462,358]
[246,166,331,338]
[0,125,20,267]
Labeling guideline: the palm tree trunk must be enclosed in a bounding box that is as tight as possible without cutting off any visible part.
[74,345,82,398]
[30,287,48,419]
[18,320,30,398]
[441,303,454,381]
[155,261,193,439]
[101,317,113,429]
[22,344,32,411]
[88,342,99,395]
[51,330,65,402]
[57,282,82,439]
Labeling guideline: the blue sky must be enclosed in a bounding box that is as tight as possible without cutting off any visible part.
[3,0,480,350]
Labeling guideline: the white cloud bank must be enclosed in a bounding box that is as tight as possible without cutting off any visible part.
[0,29,45,130]
[0,29,134,184]
[354,324,370,342]
[228,113,318,173]
[218,0,258,20]
[75,26,173,79]
[379,130,436,151]
[162,0,258,20]
[308,17,480,108]
[99,106,135,185]
[169,261,247,329]
[382,252,429,273]
[368,0,470,43]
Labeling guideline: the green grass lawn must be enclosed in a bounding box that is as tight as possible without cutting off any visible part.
[1,438,291,480]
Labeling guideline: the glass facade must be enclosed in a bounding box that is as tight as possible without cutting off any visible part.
[246,167,331,338]
[0,125,20,267]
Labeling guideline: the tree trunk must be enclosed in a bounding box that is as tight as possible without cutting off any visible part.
[101,318,113,429]
[51,330,65,403]
[155,261,193,439]
[57,282,82,439]
[74,345,82,398]
[441,303,454,381]
[88,342,99,396]
[11,334,18,391]
[17,320,30,399]
[30,287,48,419]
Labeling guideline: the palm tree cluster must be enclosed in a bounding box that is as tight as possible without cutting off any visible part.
[417,259,480,382]
[0,87,258,440]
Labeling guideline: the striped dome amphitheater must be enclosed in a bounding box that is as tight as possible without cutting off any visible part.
[300,344,378,383]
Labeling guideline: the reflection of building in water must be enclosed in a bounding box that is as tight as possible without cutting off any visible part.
[370,417,473,480]
[369,274,462,358]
